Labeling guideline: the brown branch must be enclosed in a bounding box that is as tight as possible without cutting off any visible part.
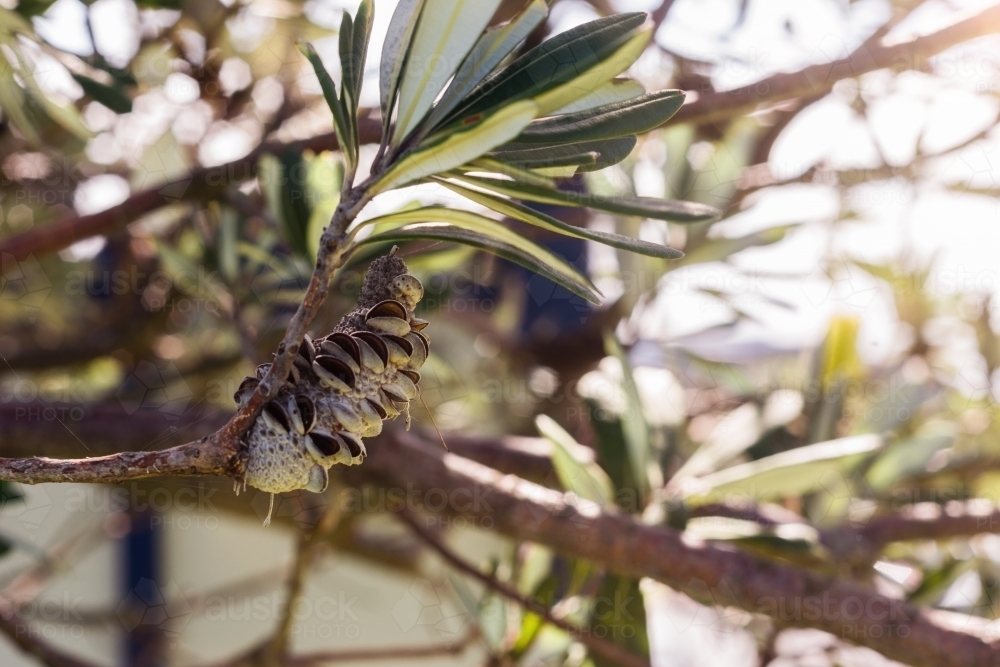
[667,3,1000,128]
[858,500,1000,548]
[0,599,98,667]
[354,433,1000,667]
[283,630,477,667]
[0,116,382,262]
[397,511,651,667]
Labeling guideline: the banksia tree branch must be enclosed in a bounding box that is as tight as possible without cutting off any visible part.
[359,433,1000,667]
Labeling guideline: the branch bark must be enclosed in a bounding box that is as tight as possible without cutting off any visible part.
[667,3,1000,128]
[355,432,1000,667]
[398,511,651,667]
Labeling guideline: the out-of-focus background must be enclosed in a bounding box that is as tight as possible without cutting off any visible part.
[2,0,1000,665]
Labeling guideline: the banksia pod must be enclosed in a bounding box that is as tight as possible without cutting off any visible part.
[235,249,428,504]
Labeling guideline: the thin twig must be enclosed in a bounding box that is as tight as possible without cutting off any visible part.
[283,629,478,667]
[0,599,98,667]
[397,510,652,667]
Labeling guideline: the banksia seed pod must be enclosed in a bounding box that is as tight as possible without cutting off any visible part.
[235,250,428,496]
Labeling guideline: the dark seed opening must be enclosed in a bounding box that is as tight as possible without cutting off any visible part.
[327,333,361,364]
[399,370,421,384]
[264,401,293,432]
[412,331,430,354]
[296,395,316,432]
[342,434,362,458]
[297,336,316,363]
[367,299,408,321]
[354,332,389,366]
[315,356,357,387]
[383,335,413,356]
[366,397,387,419]
[310,431,341,457]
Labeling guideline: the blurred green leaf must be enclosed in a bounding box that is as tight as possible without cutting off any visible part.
[604,335,651,503]
[438,180,683,259]
[678,226,792,265]
[71,73,132,114]
[672,402,762,482]
[297,41,353,165]
[537,414,616,506]
[866,422,956,491]
[452,174,719,223]
[684,434,883,505]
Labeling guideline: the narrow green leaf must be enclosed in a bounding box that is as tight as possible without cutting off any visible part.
[350,0,374,108]
[356,224,600,304]
[424,0,548,132]
[71,73,132,114]
[604,334,650,501]
[444,12,647,126]
[463,157,557,188]
[374,100,538,193]
[491,136,637,172]
[0,46,40,145]
[677,226,790,265]
[392,0,503,144]
[551,77,645,115]
[670,402,762,482]
[683,435,883,506]
[537,414,616,506]
[454,173,720,222]
[11,47,91,140]
[380,0,424,137]
[516,90,685,144]
[350,206,598,299]
[297,41,353,161]
[532,27,652,116]
[437,179,683,259]
[339,11,355,105]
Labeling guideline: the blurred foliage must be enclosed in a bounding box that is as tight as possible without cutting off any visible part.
[2,0,1000,665]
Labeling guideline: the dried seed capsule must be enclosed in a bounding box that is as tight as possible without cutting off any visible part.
[393,371,419,400]
[262,400,293,434]
[353,332,388,374]
[390,274,424,311]
[313,356,356,393]
[319,338,361,374]
[410,318,430,331]
[338,431,366,462]
[403,332,428,369]
[367,299,408,321]
[235,376,259,405]
[355,398,383,437]
[382,335,413,366]
[306,465,329,493]
[295,395,317,433]
[366,397,387,419]
[298,335,316,364]
[367,316,411,336]
[329,400,363,432]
